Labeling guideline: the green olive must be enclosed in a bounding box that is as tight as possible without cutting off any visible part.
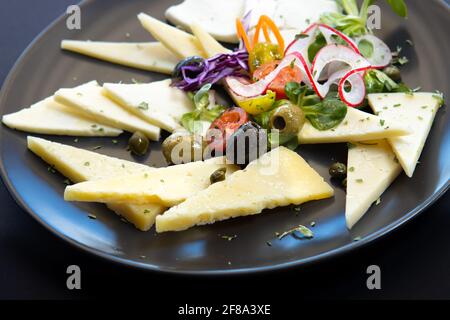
[383,65,401,82]
[128,131,149,156]
[162,131,206,164]
[210,168,226,184]
[329,162,347,180]
[269,102,305,135]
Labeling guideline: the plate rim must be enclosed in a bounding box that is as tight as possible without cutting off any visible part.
[0,0,449,275]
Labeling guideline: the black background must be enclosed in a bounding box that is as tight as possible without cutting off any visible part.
[0,0,449,301]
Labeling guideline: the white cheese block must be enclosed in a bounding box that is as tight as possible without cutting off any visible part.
[368,92,444,177]
[54,81,160,141]
[64,157,240,207]
[27,136,166,231]
[190,23,232,57]
[103,79,193,133]
[346,140,402,229]
[2,97,121,136]
[61,40,178,74]
[137,13,206,59]
[298,107,410,144]
[156,147,334,232]
[273,0,339,31]
[165,0,244,43]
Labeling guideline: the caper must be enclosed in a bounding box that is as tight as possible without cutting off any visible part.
[210,168,226,184]
[162,130,206,164]
[329,162,347,180]
[128,131,149,156]
[342,178,347,188]
[269,102,305,135]
[383,65,401,82]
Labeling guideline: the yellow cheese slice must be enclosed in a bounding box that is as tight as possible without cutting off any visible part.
[298,107,409,144]
[346,140,402,229]
[165,0,244,43]
[27,136,165,231]
[2,97,121,136]
[54,81,160,141]
[156,147,334,232]
[61,40,178,74]
[137,13,206,59]
[368,92,443,177]
[64,157,240,207]
[103,79,193,133]
[190,23,232,57]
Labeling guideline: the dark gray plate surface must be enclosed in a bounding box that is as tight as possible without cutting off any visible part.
[0,0,449,274]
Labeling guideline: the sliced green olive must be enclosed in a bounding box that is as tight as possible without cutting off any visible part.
[329,162,347,180]
[128,131,149,156]
[162,130,206,164]
[269,102,305,135]
[383,65,401,82]
[210,168,226,184]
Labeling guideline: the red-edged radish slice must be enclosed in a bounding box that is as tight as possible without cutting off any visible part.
[311,44,371,98]
[355,35,392,68]
[225,52,312,98]
[338,70,367,107]
[284,23,318,59]
[317,24,361,54]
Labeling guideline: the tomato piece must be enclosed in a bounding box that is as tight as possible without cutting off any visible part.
[253,61,303,99]
[208,107,249,152]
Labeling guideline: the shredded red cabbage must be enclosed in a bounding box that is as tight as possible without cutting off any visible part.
[172,50,249,91]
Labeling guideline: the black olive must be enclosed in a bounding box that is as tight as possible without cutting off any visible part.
[329,162,347,180]
[210,168,227,184]
[226,122,268,165]
[172,56,204,80]
[383,65,401,82]
[128,131,149,156]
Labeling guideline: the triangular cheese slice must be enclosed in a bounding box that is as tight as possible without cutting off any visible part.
[27,136,165,231]
[191,23,232,57]
[368,92,444,177]
[156,147,334,232]
[165,0,243,43]
[54,81,160,141]
[298,107,409,144]
[61,40,178,74]
[103,79,193,133]
[137,13,206,58]
[64,157,240,207]
[346,140,402,229]
[2,97,121,136]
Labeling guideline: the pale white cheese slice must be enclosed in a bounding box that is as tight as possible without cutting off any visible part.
[346,140,402,229]
[273,0,339,31]
[191,23,232,57]
[156,147,334,232]
[61,40,178,74]
[165,0,244,43]
[368,92,444,177]
[103,79,193,133]
[298,107,410,144]
[138,13,206,59]
[2,97,121,136]
[54,81,160,141]
[64,158,240,207]
[27,136,165,231]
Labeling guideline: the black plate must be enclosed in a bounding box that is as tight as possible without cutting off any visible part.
[0,0,449,275]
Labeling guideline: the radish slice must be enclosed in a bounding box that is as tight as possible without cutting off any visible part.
[284,23,318,60]
[338,70,367,106]
[355,35,392,68]
[311,44,371,98]
[317,24,361,54]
